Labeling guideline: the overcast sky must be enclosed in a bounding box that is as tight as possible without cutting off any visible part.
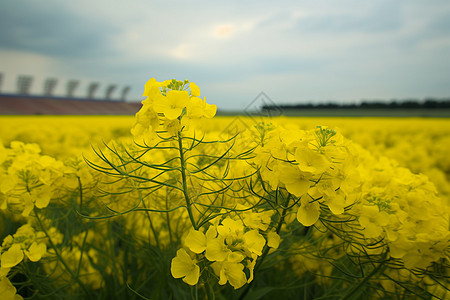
[1,0,449,109]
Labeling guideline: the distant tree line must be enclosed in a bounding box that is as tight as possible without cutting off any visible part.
[261,98,450,110]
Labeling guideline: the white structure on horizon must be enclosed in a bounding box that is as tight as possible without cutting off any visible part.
[0,74,131,101]
[66,80,79,98]
[17,75,33,95]
[105,84,117,100]
[43,78,58,96]
[87,82,99,99]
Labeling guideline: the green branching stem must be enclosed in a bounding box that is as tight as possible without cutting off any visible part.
[340,260,386,300]
[178,132,197,230]
[238,192,291,300]
[34,208,93,299]
[77,176,83,212]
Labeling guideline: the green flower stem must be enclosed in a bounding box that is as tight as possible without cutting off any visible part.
[34,208,93,299]
[178,132,197,230]
[141,194,161,249]
[238,192,291,300]
[340,261,385,300]
[191,284,199,300]
[75,176,89,279]
[165,188,174,247]
[75,229,89,278]
[206,281,216,300]
[77,176,83,212]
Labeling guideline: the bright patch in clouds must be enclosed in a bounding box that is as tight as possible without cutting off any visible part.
[215,25,234,38]
[170,44,193,60]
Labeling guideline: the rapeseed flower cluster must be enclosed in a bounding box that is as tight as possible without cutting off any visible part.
[0,78,448,299]
[172,211,279,289]
[132,78,216,141]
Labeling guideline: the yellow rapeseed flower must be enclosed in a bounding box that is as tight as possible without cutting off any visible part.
[278,164,312,197]
[171,248,200,286]
[295,147,330,175]
[243,230,265,256]
[153,90,189,120]
[0,276,23,300]
[186,97,217,119]
[25,242,47,262]
[212,261,248,289]
[184,229,207,254]
[190,82,200,97]
[297,195,320,227]
[1,244,24,269]
[142,78,164,97]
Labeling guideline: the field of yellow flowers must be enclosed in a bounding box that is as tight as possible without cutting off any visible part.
[0,79,449,299]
